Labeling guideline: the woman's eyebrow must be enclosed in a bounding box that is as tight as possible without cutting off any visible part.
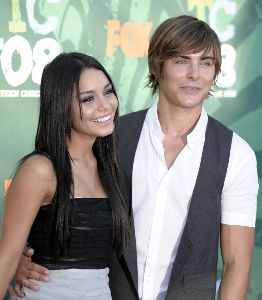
[80,83,112,95]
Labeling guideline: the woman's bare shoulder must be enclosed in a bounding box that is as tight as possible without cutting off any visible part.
[14,154,57,201]
[19,154,56,181]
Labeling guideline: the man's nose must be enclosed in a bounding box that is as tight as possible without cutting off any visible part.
[186,62,200,80]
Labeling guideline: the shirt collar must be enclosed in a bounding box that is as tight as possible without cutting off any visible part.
[146,102,208,151]
[146,101,165,141]
[187,107,208,150]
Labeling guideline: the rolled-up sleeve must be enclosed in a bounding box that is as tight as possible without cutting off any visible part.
[221,133,259,227]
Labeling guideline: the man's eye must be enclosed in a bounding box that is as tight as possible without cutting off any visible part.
[176,59,187,64]
[201,60,213,66]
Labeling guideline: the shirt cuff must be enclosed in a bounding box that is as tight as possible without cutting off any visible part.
[221,211,256,227]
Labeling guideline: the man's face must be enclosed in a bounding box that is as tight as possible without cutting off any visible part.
[158,49,215,110]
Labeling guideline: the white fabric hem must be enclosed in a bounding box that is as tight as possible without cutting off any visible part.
[19,268,111,300]
[221,212,256,227]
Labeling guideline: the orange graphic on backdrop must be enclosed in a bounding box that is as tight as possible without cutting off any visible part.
[4,179,12,195]
[106,20,153,57]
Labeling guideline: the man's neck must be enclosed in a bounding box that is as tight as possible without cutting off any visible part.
[156,101,203,168]
[157,101,202,138]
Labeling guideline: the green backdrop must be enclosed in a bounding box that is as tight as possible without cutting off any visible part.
[0,0,261,299]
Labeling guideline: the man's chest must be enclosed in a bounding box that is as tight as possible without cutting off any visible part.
[132,131,205,213]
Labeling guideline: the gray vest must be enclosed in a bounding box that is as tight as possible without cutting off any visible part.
[109,109,233,300]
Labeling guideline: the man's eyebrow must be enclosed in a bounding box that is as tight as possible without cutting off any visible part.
[176,55,214,60]
[201,56,214,60]
[177,55,190,59]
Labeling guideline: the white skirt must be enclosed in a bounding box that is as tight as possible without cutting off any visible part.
[20,268,111,300]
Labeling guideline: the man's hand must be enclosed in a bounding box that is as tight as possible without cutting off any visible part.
[14,248,50,298]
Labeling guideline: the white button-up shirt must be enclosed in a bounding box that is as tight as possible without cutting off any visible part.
[132,103,258,300]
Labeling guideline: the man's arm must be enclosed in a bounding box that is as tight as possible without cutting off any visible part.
[218,224,255,300]
[15,248,49,297]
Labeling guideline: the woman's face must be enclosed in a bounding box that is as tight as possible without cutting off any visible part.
[71,68,118,140]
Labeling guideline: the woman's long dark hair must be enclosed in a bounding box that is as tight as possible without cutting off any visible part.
[21,52,129,259]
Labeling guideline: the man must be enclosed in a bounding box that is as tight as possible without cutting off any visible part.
[15,16,258,300]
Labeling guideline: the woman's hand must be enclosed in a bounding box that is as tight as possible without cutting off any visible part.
[14,248,50,297]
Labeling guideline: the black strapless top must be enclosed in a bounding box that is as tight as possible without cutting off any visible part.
[28,198,113,270]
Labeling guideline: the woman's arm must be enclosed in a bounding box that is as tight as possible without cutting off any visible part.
[0,155,56,298]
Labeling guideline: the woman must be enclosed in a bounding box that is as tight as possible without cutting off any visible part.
[0,52,129,299]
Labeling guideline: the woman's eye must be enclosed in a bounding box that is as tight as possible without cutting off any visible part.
[81,96,94,103]
[105,88,114,95]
